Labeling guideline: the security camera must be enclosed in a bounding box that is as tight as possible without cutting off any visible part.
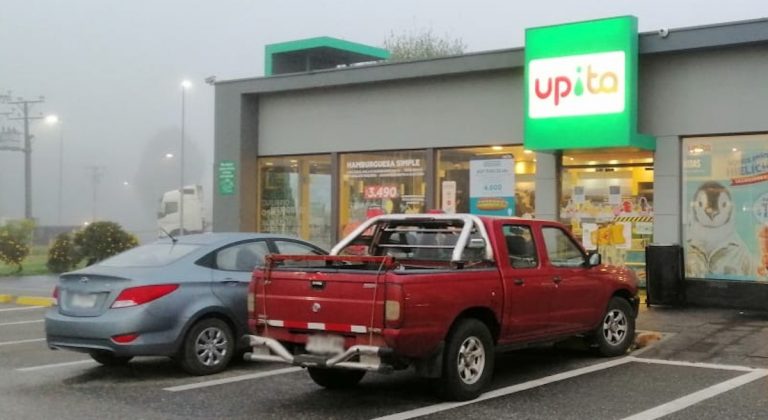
[658,28,669,38]
[204,76,217,85]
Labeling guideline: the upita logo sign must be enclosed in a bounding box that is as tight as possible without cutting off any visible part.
[528,51,625,118]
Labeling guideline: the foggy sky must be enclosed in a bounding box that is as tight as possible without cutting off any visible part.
[1,0,766,242]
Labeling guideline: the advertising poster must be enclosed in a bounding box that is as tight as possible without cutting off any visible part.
[469,157,515,216]
[683,135,768,282]
[442,181,457,214]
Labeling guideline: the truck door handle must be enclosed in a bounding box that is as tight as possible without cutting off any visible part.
[513,278,524,285]
[553,276,562,284]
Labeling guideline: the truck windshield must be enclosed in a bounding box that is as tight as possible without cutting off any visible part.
[98,244,199,267]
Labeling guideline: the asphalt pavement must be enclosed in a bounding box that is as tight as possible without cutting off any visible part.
[2,274,768,369]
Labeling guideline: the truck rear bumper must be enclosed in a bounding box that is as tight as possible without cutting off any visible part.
[242,335,395,372]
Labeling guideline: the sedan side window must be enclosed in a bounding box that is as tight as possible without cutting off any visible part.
[503,225,538,268]
[542,227,585,268]
[216,241,270,272]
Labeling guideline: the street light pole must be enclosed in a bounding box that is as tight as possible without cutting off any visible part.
[45,115,64,225]
[179,80,191,236]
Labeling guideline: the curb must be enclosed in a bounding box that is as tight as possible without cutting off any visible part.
[12,295,55,307]
[0,294,13,304]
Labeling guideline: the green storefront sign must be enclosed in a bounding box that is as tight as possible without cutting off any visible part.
[218,160,236,196]
[524,16,654,151]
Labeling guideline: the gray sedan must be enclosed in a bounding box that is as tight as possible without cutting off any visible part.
[45,233,326,375]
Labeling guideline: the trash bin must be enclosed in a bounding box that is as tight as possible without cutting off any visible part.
[645,244,685,306]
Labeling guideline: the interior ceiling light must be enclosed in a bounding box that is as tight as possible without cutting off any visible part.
[491,146,503,151]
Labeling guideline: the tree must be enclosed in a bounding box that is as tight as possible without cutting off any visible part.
[383,29,467,62]
[72,221,138,266]
[0,219,35,273]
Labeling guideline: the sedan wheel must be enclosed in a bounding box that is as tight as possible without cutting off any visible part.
[178,318,234,375]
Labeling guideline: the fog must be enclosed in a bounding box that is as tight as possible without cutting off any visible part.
[0,0,765,242]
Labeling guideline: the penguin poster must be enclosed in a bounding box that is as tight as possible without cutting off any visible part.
[683,135,768,282]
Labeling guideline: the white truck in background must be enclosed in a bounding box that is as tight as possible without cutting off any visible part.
[157,185,205,236]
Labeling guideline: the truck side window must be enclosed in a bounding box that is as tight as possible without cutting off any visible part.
[542,227,585,267]
[502,225,538,268]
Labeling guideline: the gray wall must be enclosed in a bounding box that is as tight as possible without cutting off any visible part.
[215,43,768,240]
[257,70,523,155]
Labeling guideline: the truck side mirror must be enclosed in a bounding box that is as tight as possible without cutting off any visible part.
[586,251,601,267]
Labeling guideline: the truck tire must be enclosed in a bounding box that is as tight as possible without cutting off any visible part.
[90,351,133,366]
[593,297,635,357]
[178,318,234,375]
[439,318,494,401]
[307,368,366,389]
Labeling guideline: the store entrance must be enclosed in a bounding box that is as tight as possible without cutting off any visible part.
[559,149,654,286]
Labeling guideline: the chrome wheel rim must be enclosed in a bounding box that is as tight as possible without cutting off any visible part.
[195,327,229,366]
[602,309,628,346]
[456,336,485,385]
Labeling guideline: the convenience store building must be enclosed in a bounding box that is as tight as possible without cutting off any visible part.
[212,17,768,309]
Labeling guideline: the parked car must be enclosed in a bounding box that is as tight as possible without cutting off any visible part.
[45,232,326,375]
[243,214,639,400]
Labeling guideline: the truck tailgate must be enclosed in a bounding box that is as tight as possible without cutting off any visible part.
[252,256,392,334]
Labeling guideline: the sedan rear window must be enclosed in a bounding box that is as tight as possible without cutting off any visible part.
[98,244,200,267]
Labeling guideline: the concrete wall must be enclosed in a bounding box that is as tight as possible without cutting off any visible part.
[257,70,523,155]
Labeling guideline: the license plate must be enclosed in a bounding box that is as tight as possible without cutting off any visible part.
[70,293,97,309]
[306,334,345,355]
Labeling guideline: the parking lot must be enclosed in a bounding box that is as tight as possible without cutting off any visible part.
[2,302,768,420]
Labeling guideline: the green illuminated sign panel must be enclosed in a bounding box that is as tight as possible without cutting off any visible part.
[218,160,236,196]
[524,16,654,151]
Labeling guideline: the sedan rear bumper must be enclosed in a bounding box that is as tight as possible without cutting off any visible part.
[45,307,182,357]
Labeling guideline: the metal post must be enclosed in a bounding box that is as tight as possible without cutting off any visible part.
[58,122,64,225]
[23,102,31,219]
[179,86,186,236]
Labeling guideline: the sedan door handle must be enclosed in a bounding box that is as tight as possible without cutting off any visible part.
[552,276,562,284]
[222,279,239,285]
[513,278,524,285]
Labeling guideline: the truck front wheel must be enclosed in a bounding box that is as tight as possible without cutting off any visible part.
[307,367,366,389]
[439,318,494,401]
[593,297,636,357]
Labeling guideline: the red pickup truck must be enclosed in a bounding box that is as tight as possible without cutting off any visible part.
[244,214,639,400]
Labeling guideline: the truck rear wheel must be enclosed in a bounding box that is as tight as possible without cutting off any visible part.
[593,297,636,357]
[307,367,366,389]
[439,318,494,401]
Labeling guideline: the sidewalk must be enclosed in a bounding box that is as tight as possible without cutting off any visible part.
[637,303,768,369]
[0,275,58,306]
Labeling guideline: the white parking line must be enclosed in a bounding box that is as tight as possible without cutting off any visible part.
[373,357,634,420]
[164,367,303,392]
[0,306,45,312]
[0,319,44,327]
[17,359,97,372]
[622,368,768,420]
[0,338,46,347]
[629,356,758,372]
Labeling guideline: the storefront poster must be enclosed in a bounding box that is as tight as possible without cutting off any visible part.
[469,158,515,216]
[442,181,457,214]
[683,136,768,282]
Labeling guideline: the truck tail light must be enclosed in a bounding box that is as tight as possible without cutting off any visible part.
[111,284,179,308]
[384,283,404,329]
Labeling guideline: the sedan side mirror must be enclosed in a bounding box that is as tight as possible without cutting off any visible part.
[586,251,601,267]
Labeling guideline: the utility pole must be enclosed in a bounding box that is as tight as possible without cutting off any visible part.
[7,96,45,220]
[86,165,106,222]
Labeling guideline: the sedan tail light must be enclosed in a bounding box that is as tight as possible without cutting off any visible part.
[52,286,60,306]
[111,284,179,308]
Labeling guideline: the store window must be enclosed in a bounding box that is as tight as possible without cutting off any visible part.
[682,134,768,282]
[437,146,536,216]
[560,149,654,285]
[258,155,332,248]
[339,150,426,237]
